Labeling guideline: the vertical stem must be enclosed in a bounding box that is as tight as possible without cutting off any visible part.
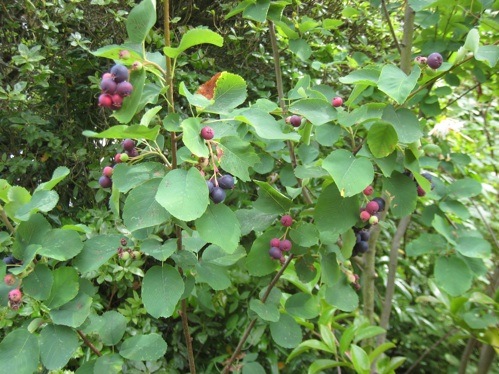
[459,338,478,374]
[164,1,195,373]
[400,3,415,75]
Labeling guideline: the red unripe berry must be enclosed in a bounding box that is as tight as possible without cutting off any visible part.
[201,126,215,140]
[102,72,113,80]
[414,56,427,65]
[365,201,380,215]
[114,153,122,163]
[270,238,281,248]
[111,94,123,109]
[281,215,293,227]
[363,185,374,195]
[122,138,135,151]
[332,97,343,107]
[4,274,15,286]
[132,61,143,71]
[8,289,22,303]
[289,115,302,127]
[102,166,113,177]
[279,239,292,251]
[360,210,371,222]
[417,185,426,196]
[98,94,113,108]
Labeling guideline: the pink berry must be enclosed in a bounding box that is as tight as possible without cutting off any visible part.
[4,274,15,286]
[289,115,302,127]
[126,148,139,158]
[114,153,122,163]
[98,94,113,108]
[281,215,293,227]
[279,239,292,251]
[365,201,380,215]
[8,289,22,303]
[102,72,113,80]
[270,238,281,248]
[200,126,215,140]
[119,50,131,60]
[363,185,374,195]
[111,94,123,109]
[360,210,371,222]
[102,166,113,177]
[332,97,343,107]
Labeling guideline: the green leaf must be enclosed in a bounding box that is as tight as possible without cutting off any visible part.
[120,333,167,361]
[322,149,374,197]
[243,0,271,22]
[202,245,246,266]
[45,267,79,309]
[382,106,423,143]
[196,262,231,290]
[237,108,300,141]
[475,45,499,67]
[94,354,123,374]
[350,344,370,374]
[456,236,491,259]
[126,0,157,44]
[195,203,241,254]
[406,233,447,257]
[9,244,39,276]
[112,68,147,124]
[181,117,209,157]
[289,98,338,126]
[253,180,293,213]
[289,38,312,61]
[377,65,421,104]
[367,122,398,158]
[22,264,53,300]
[285,293,320,319]
[383,171,418,217]
[73,234,122,273]
[205,72,248,114]
[432,215,457,245]
[434,255,473,296]
[49,292,93,328]
[164,28,223,58]
[321,252,341,286]
[38,228,83,261]
[314,183,359,235]
[141,239,177,261]
[123,178,170,232]
[35,166,70,192]
[250,299,280,322]
[15,190,59,221]
[0,329,39,374]
[40,325,79,370]
[464,28,480,54]
[324,278,359,312]
[447,178,482,198]
[142,265,184,318]
[98,311,127,346]
[14,213,51,256]
[91,44,144,63]
[219,136,260,182]
[339,67,380,85]
[270,313,303,348]
[308,360,346,374]
[83,124,160,140]
[289,222,319,247]
[112,162,167,193]
[155,168,209,221]
[245,228,280,276]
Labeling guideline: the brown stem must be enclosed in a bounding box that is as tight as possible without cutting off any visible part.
[0,204,15,233]
[459,338,478,374]
[77,330,102,357]
[400,4,415,75]
[381,0,401,54]
[221,254,295,373]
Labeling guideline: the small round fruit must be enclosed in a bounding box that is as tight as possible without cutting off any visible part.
[206,180,215,194]
[102,166,113,177]
[354,241,369,254]
[8,289,22,303]
[119,153,129,162]
[218,174,235,190]
[98,94,113,108]
[269,247,283,260]
[119,50,130,60]
[99,175,112,188]
[279,239,292,251]
[270,238,281,248]
[110,64,129,83]
[114,153,122,163]
[100,78,117,94]
[132,61,143,71]
[289,115,302,127]
[359,230,370,242]
[281,215,293,227]
[414,56,427,65]
[372,197,386,212]
[365,201,380,215]
[427,52,443,69]
[120,251,130,260]
[200,126,215,140]
[126,148,139,158]
[360,210,371,222]
[369,215,379,225]
[4,274,15,286]
[210,186,226,204]
[363,185,374,195]
[111,94,123,109]
[332,97,343,107]
[132,251,142,260]
[122,138,135,152]
[417,185,426,197]
[116,81,133,97]
[102,72,113,80]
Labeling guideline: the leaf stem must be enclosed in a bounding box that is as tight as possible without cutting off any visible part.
[77,330,102,357]
[0,204,15,234]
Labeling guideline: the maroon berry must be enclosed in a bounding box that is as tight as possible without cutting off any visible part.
[414,56,427,65]
[116,81,133,97]
[289,115,302,127]
[281,215,293,227]
[417,185,426,197]
[99,175,112,188]
[269,247,283,260]
[332,97,343,107]
[126,148,139,158]
[427,52,443,69]
[201,126,215,140]
[110,64,129,83]
[372,197,386,212]
[270,238,281,248]
[114,153,122,163]
[8,289,22,303]
[100,78,117,94]
[111,94,123,109]
[363,185,374,195]
[279,239,292,252]
[4,274,15,286]
[122,138,135,152]
[360,210,371,222]
[121,238,128,246]
[365,201,380,215]
[98,94,113,108]
[102,166,113,177]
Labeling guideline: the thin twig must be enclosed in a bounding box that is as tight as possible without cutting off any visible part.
[77,330,102,357]
[0,205,15,233]
[381,0,401,54]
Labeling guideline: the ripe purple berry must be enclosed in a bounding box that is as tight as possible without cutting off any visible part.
[354,241,369,254]
[116,81,133,97]
[269,247,283,260]
[8,289,22,303]
[270,238,281,248]
[372,197,386,212]
[99,175,112,188]
[110,64,129,83]
[365,201,380,215]
[100,78,117,94]
[218,174,235,190]
[289,115,302,127]
[427,53,443,69]
[122,138,135,152]
[332,97,343,107]
[200,126,215,140]
[281,215,293,227]
[279,239,292,251]
[98,94,113,108]
[210,186,226,204]
[126,148,139,158]
[417,185,426,197]
[207,180,215,194]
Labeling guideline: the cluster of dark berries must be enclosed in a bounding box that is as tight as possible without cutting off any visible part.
[98,64,133,110]
[359,196,386,226]
[207,174,235,204]
[285,97,343,128]
[99,139,138,188]
[117,238,141,260]
[352,228,371,257]
[404,171,435,197]
[415,52,443,69]
[268,215,294,264]
[2,255,22,265]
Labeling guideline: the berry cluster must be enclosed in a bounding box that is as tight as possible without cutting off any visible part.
[98,64,133,110]
[415,52,443,69]
[99,139,138,188]
[285,96,343,128]
[207,174,235,204]
[117,238,141,261]
[268,215,294,264]
[352,228,371,257]
[359,197,386,226]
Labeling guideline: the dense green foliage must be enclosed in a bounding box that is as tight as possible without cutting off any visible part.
[1,1,498,373]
